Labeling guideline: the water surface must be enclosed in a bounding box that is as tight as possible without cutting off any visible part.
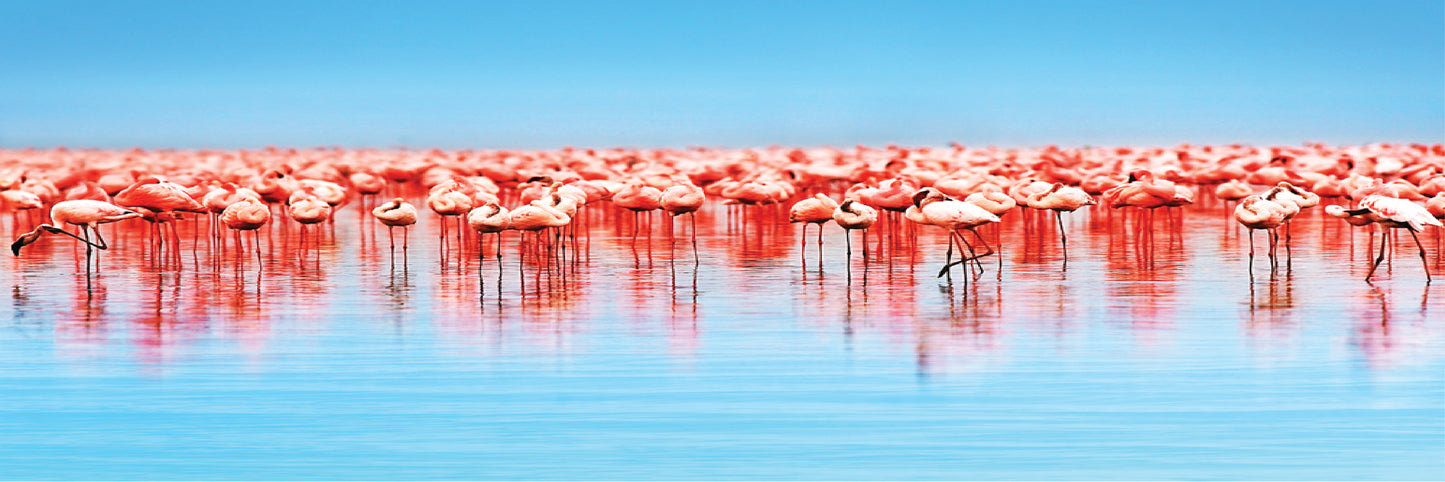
[1,199,1441,480]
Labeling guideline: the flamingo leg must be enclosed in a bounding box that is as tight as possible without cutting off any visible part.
[1408,229,1431,282]
[816,222,824,269]
[938,230,987,278]
[1269,228,1279,271]
[1366,229,1389,282]
[1248,229,1255,271]
[1056,210,1068,265]
[81,225,93,276]
[942,234,954,277]
[799,223,807,267]
[936,229,968,278]
[91,223,111,250]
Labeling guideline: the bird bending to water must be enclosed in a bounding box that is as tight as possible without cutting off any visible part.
[911,188,1000,278]
[1327,195,1442,282]
[12,200,140,273]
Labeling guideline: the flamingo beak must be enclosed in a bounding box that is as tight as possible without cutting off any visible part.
[11,230,41,256]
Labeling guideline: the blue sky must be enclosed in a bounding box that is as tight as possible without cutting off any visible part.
[2,1,1440,149]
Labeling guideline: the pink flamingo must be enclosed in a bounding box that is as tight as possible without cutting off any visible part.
[1327,195,1442,282]
[372,198,419,254]
[1234,195,1289,271]
[12,200,140,273]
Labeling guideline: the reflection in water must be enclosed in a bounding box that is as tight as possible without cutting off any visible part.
[0,198,1437,373]
[0,196,1442,480]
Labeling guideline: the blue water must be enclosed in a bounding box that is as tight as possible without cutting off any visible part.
[1,203,1441,480]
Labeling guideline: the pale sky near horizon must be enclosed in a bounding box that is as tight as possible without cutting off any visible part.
[2,1,1441,149]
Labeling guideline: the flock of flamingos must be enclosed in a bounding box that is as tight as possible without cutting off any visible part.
[2,142,1444,286]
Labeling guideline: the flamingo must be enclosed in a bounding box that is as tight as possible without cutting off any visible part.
[348,171,386,209]
[372,197,419,253]
[911,188,1001,278]
[1261,181,1320,255]
[612,179,663,242]
[201,182,262,245]
[1233,195,1289,271]
[508,198,572,273]
[11,200,140,273]
[219,197,270,266]
[112,177,207,264]
[63,181,110,202]
[1,189,44,234]
[1326,195,1442,282]
[426,183,475,250]
[661,179,705,259]
[1214,179,1252,202]
[288,189,333,254]
[467,201,510,263]
[832,199,878,277]
[789,193,838,266]
[1024,182,1096,263]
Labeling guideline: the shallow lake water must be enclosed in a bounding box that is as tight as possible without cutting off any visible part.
[1,196,1442,480]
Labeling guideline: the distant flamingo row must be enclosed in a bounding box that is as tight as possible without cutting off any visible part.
[3,143,1443,282]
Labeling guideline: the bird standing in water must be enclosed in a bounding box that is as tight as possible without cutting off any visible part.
[832,199,877,280]
[220,197,271,267]
[1327,195,1442,282]
[1025,182,1096,264]
[789,193,838,267]
[12,200,140,274]
[662,180,705,260]
[372,198,419,254]
[1233,195,1289,272]
[911,188,1000,278]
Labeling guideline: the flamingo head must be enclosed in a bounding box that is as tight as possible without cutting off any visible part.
[911,188,944,208]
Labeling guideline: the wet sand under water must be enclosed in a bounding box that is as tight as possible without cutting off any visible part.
[0,197,1442,480]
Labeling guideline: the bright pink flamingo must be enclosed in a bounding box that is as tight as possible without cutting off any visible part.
[220,197,270,266]
[113,177,207,264]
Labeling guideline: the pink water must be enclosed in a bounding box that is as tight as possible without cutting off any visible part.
[0,197,1441,479]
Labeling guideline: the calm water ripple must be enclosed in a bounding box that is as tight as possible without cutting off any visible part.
[1,200,1442,480]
